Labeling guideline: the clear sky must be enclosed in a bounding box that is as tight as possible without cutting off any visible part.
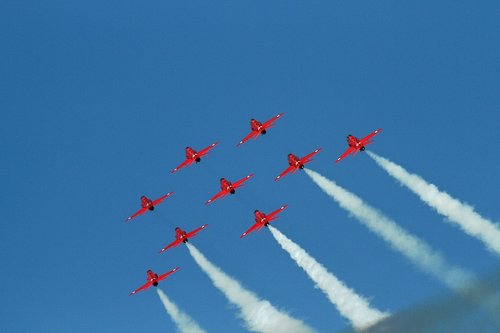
[2,1,499,332]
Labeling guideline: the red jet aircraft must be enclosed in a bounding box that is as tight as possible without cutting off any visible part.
[205,174,254,204]
[125,192,174,222]
[335,128,382,163]
[237,113,284,147]
[159,224,209,253]
[171,142,218,173]
[129,267,180,296]
[275,148,321,181]
[240,205,288,238]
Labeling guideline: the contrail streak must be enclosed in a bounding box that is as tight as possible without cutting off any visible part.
[269,225,389,330]
[367,151,500,255]
[186,243,316,333]
[304,168,475,292]
[157,289,206,333]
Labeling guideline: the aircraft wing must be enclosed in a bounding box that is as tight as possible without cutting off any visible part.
[335,146,356,163]
[186,224,209,239]
[125,207,148,222]
[275,165,295,181]
[197,142,219,157]
[300,148,322,164]
[152,192,174,206]
[266,205,288,221]
[359,128,382,146]
[171,159,194,173]
[157,267,181,282]
[129,280,153,296]
[237,130,259,147]
[159,239,182,253]
[262,112,284,129]
[205,189,228,205]
[240,222,264,238]
[233,174,255,189]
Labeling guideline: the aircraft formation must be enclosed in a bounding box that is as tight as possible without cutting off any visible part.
[125,113,382,295]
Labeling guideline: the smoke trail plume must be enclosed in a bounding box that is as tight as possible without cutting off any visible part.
[269,225,389,330]
[186,243,316,333]
[157,289,206,333]
[304,169,475,291]
[339,269,500,333]
[367,151,500,255]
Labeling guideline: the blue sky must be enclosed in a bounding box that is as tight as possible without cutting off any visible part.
[2,1,499,332]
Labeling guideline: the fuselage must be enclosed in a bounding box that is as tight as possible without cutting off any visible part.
[185,147,200,161]
[254,210,268,225]
[288,154,303,168]
[175,228,188,242]
[250,119,264,132]
[347,135,360,147]
[141,196,154,210]
[220,178,235,193]
[146,270,159,286]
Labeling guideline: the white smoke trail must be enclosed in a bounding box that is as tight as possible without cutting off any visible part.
[367,151,500,255]
[186,243,316,333]
[157,289,207,333]
[269,225,389,330]
[304,168,475,292]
